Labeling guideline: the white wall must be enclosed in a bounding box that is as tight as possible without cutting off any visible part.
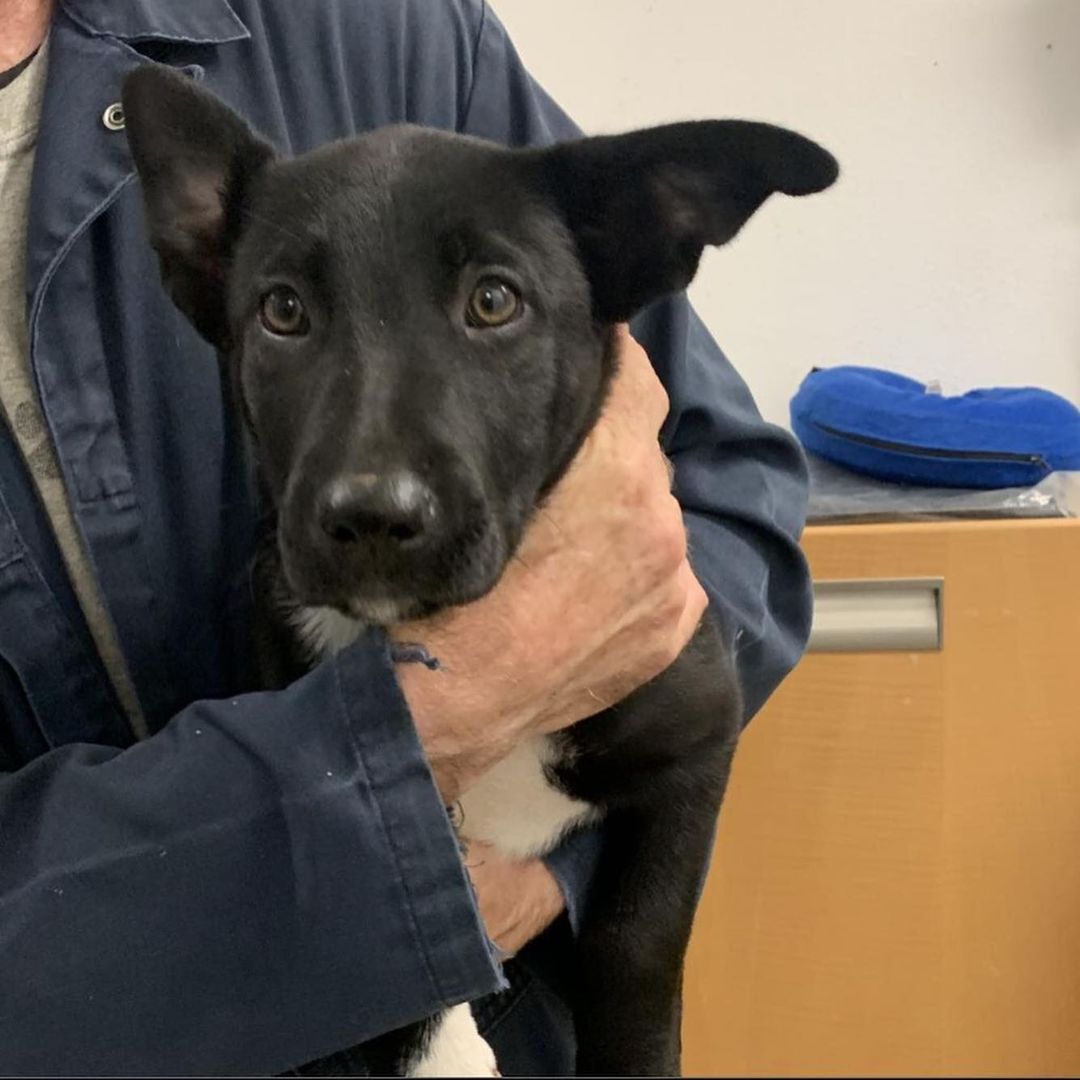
[493,0,1080,427]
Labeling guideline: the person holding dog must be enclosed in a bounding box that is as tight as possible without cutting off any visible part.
[0,0,813,1073]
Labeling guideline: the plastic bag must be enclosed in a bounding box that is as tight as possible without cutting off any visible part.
[805,452,1080,524]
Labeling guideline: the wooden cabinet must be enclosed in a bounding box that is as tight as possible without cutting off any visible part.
[682,519,1080,1077]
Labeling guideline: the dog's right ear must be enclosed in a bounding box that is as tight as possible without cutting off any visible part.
[122,67,275,347]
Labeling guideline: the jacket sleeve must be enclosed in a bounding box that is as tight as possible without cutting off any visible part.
[458,1,814,922]
[0,630,502,1076]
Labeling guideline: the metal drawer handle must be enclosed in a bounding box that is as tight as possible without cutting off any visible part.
[808,578,943,652]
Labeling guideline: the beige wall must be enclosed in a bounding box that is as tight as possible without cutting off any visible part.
[493,0,1080,427]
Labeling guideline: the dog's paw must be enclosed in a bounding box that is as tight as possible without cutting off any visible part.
[409,1004,498,1077]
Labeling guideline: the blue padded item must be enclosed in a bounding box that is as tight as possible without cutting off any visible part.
[790,365,1080,489]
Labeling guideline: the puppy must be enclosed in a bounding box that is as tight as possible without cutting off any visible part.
[122,66,836,1076]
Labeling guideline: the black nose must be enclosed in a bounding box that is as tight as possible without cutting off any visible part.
[317,470,439,547]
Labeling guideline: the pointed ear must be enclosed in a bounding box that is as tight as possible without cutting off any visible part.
[122,66,275,347]
[532,120,838,322]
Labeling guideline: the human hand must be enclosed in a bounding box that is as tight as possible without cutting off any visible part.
[395,326,707,801]
[464,840,565,959]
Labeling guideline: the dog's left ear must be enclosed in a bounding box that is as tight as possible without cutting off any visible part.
[122,66,276,347]
[531,120,838,322]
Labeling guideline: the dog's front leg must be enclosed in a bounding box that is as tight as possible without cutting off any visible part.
[571,748,735,1077]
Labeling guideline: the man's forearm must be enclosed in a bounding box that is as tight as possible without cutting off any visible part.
[0,636,498,1075]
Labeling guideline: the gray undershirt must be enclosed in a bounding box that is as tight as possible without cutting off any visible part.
[0,39,144,734]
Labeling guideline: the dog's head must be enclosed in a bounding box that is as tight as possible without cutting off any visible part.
[123,67,836,624]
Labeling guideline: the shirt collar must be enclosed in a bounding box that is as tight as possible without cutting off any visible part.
[56,0,249,46]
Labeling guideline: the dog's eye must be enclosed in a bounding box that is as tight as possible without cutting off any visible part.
[466,279,521,328]
[260,286,308,336]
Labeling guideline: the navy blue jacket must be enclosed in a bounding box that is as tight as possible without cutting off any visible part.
[0,1,812,1074]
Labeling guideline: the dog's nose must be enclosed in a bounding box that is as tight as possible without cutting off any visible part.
[317,470,439,547]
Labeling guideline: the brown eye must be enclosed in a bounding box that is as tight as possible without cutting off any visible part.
[466,279,521,328]
[259,286,308,335]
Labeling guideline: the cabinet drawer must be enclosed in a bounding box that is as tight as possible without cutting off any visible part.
[683,519,1080,1077]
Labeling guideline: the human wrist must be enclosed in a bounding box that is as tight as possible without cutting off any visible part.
[395,658,520,804]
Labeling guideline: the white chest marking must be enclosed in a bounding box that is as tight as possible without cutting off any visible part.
[458,735,598,859]
[294,604,599,859]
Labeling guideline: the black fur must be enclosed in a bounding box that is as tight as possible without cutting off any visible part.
[123,65,836,1076]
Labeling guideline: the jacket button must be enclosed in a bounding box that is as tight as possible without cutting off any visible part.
[102,102,126,131]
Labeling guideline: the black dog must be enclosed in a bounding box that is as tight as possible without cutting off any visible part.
[122,66,836,1077]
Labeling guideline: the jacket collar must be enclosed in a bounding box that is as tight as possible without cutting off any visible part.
[56,0,248,46]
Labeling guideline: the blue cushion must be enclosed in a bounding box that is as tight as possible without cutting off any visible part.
[790,366,1080,489]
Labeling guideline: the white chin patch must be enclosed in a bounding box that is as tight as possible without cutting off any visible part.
[408,1005,498,1078]
[291,595,415,658]
[355,596,408,627]
[290,605,365,658]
